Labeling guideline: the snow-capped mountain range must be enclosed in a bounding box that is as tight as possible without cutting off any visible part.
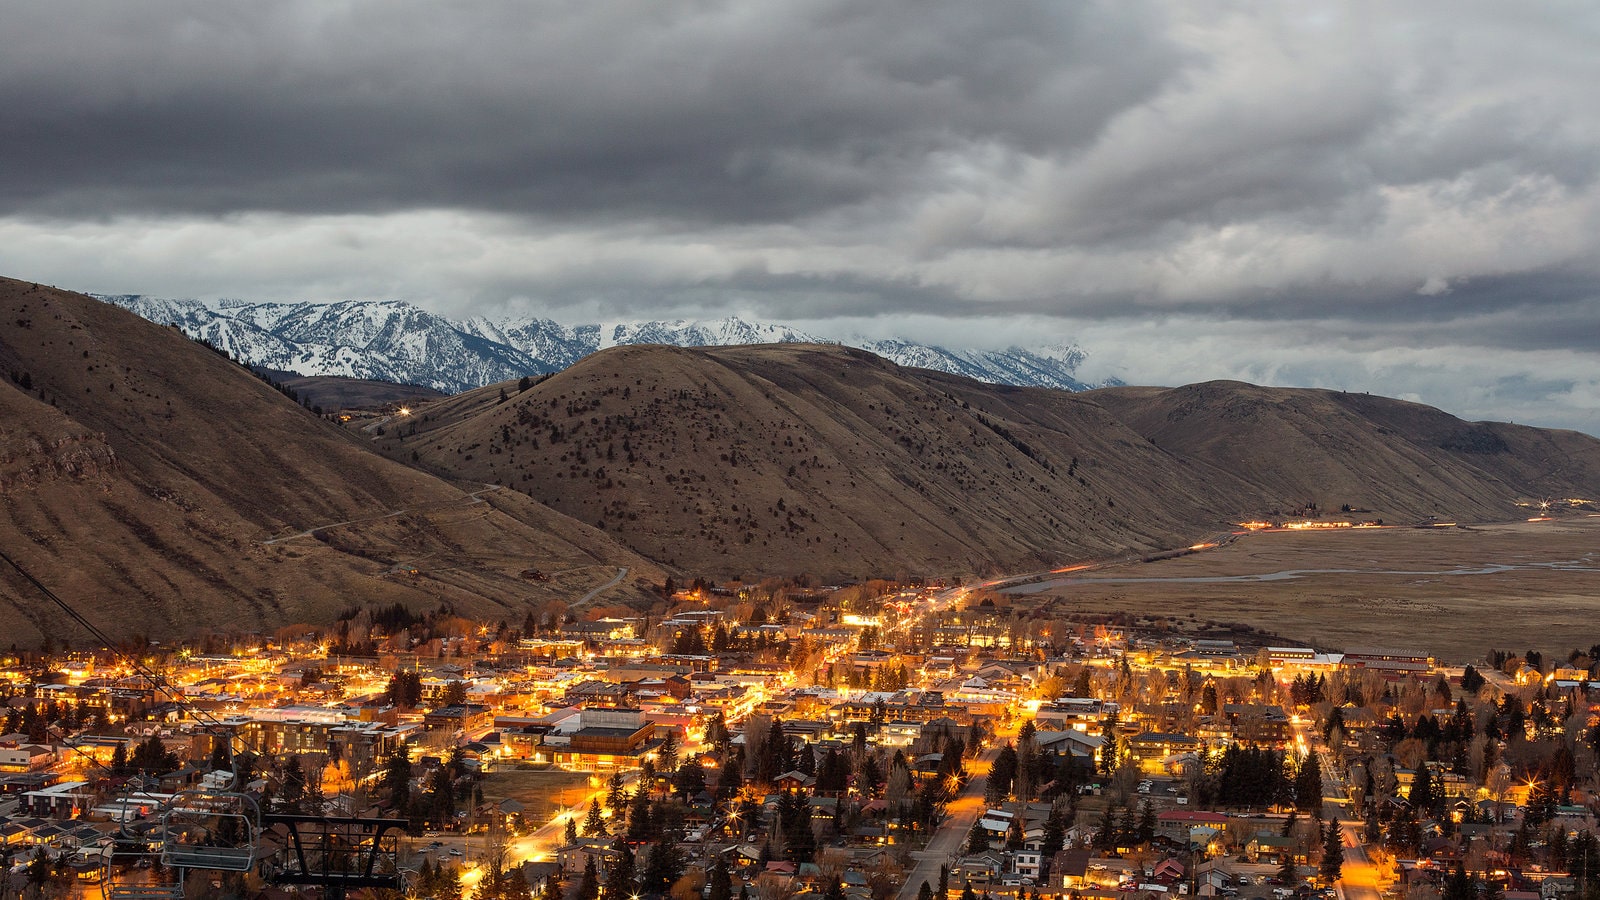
[97,294,1114,395]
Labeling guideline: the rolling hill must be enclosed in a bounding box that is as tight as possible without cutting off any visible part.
[0,278,661,643]
[367,344,1600,581]
[1087,381,1600,519]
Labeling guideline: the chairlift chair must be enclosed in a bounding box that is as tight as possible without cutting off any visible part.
[100,809,180,900]
[160,789,262,873]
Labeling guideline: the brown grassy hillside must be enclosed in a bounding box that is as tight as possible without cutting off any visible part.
[0,279,660,642]
[1088,381,1600,520]
[373,344,1236,581]
[377,346,1600,581]
[255,369,447,411]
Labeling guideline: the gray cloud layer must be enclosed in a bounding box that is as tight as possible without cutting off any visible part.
[3,1,1599,431]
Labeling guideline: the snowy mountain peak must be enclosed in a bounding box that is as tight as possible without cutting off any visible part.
[95,294,1112,396]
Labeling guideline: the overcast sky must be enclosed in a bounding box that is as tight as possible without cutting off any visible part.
[4,2,1599,433]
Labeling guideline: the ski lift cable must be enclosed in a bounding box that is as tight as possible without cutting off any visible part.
[0,548,263,763]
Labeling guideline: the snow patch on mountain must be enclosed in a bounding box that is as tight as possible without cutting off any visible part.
[97,294,1116,395]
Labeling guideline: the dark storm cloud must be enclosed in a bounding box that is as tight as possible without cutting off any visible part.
[3,1,1600,431]
[0,2,1176,223]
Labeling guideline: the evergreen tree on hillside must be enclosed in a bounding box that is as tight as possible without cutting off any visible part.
[275,756,308,814]
[130,735,180,774]
[1042,809,1067,856]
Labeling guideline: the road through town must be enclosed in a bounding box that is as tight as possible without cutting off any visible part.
[896,746,1001,900]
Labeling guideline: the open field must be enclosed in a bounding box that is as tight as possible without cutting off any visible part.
[1008,516,1600,662]
[480,767,598,822]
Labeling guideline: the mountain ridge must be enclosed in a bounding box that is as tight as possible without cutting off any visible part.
[96,293,1109,396]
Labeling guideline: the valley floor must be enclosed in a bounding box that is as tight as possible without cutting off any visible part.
[1006,515,1600,659]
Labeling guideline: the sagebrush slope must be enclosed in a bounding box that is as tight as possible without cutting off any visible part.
[0,279,660,642]
[376,344,1232,580]
[380,347,1600,580]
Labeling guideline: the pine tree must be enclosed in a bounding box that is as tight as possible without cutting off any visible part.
[987,744,1019,805]
[584,800,608,837]
[438,865,464,900]
[641,838,686,895]
[626,792,654,842]
[708,860,733,900]
[566,814,580,847]
[1295,752,1323,812]
[276,755,310,813]
[600,839,635,900]
[1320,820,1344,884]
[1409,765,1439,818]
[1042,809,1066,856]
[303,767,326,815]
[210,740,230,772]
[779,789,816,861]
[382,749,411,813]
[1094,803,1118,849]
[968,820,989,854]
[1136,801,1156,845]
[1442,863,1475,900]
[918,883,935,900]
[578,857,600,900]
[606,771,627,814]
[658,728,680,772]
[673,760,707,798]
